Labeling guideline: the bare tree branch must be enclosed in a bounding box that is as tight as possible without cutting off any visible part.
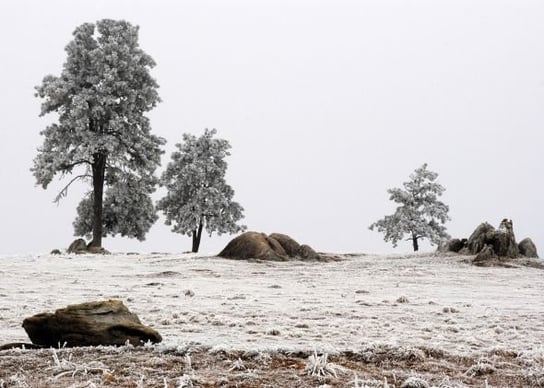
[54,174,91,204]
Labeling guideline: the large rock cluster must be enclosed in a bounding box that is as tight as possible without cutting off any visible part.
[218,231,323,261]
[440,219,539,264]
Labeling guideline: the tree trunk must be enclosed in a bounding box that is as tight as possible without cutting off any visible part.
[191,221,204,253]
[412,235,419,252]
[90,153,106,248]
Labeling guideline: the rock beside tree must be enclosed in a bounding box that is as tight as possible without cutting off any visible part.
[218,231,324,261]
[440,219,539,264]
[67,238,88,253]
[67,239,109,254]
[22,300,161,347]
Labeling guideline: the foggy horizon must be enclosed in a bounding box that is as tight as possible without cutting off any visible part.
[1,0,542,256]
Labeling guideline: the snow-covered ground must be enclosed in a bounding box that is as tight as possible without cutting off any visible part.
[1,252,542,358]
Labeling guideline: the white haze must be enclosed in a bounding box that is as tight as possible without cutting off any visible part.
[0,0,543,255]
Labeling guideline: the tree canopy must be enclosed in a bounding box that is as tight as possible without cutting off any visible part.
[32,19,164,247]
[369,163,450,251]
[157,129,246,252]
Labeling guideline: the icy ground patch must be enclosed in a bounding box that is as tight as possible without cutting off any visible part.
[0,252,542,357]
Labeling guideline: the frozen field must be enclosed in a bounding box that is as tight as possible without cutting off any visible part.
[1,252,543,387]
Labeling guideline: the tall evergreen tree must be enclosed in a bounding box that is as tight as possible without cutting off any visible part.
[369,163,450,251]
[32,20,165,247]
[157,129,246,253]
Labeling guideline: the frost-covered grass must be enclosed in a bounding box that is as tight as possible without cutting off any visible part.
[305,349,344,379]
[0,252,543,386]
[47,348,112,379]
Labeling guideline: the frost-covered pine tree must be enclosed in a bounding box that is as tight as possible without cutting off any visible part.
[157,129,246,253]
[32,20,165,248]
[369,163,450,252]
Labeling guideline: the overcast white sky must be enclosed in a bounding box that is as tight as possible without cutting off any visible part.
[1,0,542,255]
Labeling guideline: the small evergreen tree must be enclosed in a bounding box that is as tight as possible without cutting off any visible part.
[32,20,164,247]
[369,163,450,251]
[157,129,246,252]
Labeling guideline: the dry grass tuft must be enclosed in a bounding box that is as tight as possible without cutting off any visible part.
[305,349,343,380]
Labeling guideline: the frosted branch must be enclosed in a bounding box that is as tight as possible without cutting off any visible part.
[54,174,91,203]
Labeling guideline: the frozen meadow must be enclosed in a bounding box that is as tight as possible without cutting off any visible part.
[1,252,543,387]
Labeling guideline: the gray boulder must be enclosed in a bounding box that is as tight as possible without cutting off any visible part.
[299,244,321,260]
[466,222,496,254]
[22,299,162,347]
[269,233,301,257]
[439,238,467,253]
[67,238,88,253]
[519,238,539,258]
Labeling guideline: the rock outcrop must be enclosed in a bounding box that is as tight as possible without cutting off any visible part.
[440,219,539,265]
[466,219,519,258]
[218,232,287,261]
[22,300,161,347]
[218,231,324,261]
[466,222,496,255]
